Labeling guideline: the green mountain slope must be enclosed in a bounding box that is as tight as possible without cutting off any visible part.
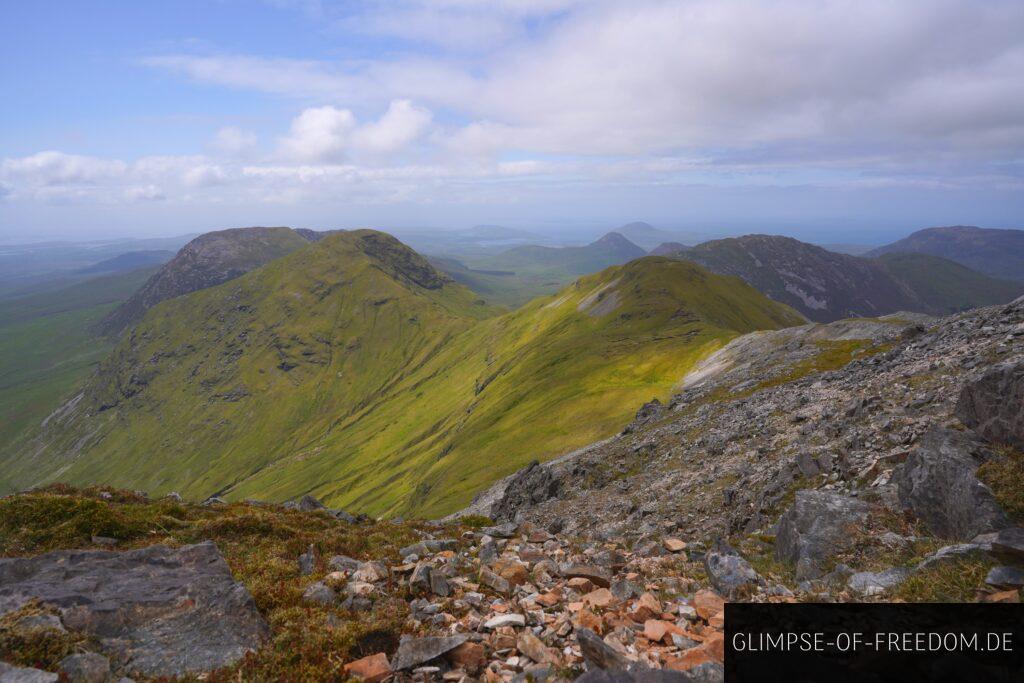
[868,225,1024,282]
[873,252,1023,314]
[6,233,802,517]
[0,267,159,470]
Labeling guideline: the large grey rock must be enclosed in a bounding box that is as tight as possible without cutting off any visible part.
[0,662,58,683]
[490,461,560,523]
[58,653,110,683]
[956,361,1024,448]
[0,542,268,677]
[774,490,871,580]
[391,634,468,670]
[892,427,1008,540]
[703,542,764,597]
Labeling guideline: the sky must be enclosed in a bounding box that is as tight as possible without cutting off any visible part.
[1,0,1023,244]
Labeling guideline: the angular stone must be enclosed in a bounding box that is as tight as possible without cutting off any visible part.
[399,539,457,558]
[391,634,468,670]
[58,653,110,683]
[446,641,487,673]
[957,361,1024,449]
[482,522,519,539]
[480,567,511,594]
[774,490,871,579]
[344,653,391,683]
[298,544,316,576]
[328,555,361,572]
[484,613,526,629]
[847,568,910,596]
[989,527,1024,563]
[691,590,724,621]
[703,543,763,597]
[0,542,268,677]
[662,538,687,553]
[914,543,985,570]
[410,562,432,594]
[0,662,58,683]
[353,561,388,583]
[564,564,612,588]
[296,494,326,512]
[492,558,530,586]
[517,632,560,665]
[985,566,1024,588]
[430,570,451,597]
[892,427,1008,540]
[583,588,616,609]
[576,627,635,672]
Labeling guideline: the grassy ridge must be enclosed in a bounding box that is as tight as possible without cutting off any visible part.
[6,234,803,517]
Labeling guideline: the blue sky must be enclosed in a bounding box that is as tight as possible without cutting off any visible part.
[2,0,1023,243]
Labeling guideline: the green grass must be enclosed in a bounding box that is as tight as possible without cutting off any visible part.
[977,447,1024,523]
[0,485,452,681]
[892,557,999,602]
[5,234,804,518]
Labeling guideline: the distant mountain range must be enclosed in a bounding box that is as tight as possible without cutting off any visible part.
[658,234,1021,322]
[869,225,1024,282]
[76,250,174,275]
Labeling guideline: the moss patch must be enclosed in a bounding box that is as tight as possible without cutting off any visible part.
[977,447,1024,523]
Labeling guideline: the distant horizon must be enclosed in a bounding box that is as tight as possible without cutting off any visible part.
[2,219,1021,251]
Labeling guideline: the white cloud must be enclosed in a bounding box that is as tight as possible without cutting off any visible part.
[279,106,356,162]
[126,185,167,202]
[1,151,126,186]
[183,164,229,187]
[351,99,432,154]
[210,126,258,156]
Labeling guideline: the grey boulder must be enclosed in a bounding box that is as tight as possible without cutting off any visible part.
[0,541,268,678]
[775,490,871,580]
[703,542,764,597]
[892,427,1008,539]
[956,361,1024,449]
[0,662,58,683]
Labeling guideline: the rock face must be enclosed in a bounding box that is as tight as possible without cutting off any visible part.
[774,491,871,580]
[490,460,561,523]
[892,427,1008,540]
[97,226,314,336]
[957,361,1024,448]
[0,541,268,677]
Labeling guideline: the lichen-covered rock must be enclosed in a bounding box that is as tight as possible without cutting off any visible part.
[0,661,58,683]
[892,427,1008,539]
[0,541,268,677]
[956,361,1024,448]
[774,490,870,580]
[391,634,468,670]
[703,542,764,597]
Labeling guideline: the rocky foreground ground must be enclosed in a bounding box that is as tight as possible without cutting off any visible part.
[1,299,1022,681]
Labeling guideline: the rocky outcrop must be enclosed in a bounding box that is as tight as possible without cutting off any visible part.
[490,461,561,523]
[774,491,871,580]
[957,361,1024,448]
[0,541,268,677]
[892,427,1008,540]
[97,226,313,336]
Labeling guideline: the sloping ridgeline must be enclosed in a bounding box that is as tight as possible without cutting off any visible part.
[7,233,803,518]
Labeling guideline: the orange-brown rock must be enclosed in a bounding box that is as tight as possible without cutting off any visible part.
[692,589,725,620]
[344,653,391,683]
